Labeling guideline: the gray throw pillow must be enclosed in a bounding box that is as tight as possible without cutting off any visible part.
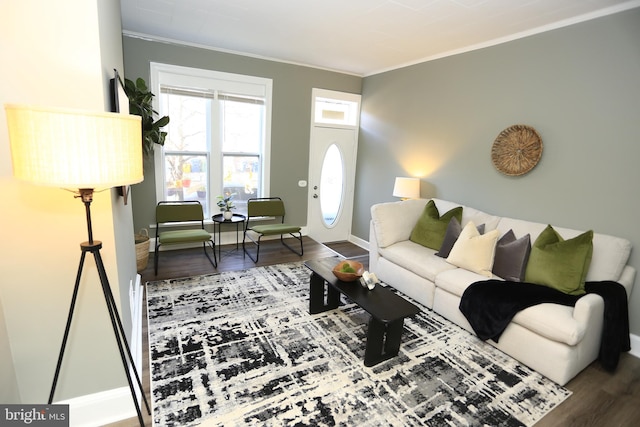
[492,230,531,282]
[436,217,485,258]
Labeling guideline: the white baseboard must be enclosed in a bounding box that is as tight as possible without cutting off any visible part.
[57,387,138,427]
[630,333,640,359]
[129,274,144,399]
[348,234,369,251]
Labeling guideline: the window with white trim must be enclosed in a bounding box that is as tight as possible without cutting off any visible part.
[151,63,272,218]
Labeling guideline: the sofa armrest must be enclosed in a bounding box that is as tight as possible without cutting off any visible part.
[573,293,604,325]
[369,220,380,272]
[617,265,636,301]
[572,267,633,329]
[370,199,427,248]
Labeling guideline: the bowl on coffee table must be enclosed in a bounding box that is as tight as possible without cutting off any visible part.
[332,260,364,282]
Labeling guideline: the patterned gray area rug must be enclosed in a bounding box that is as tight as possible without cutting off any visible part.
[146,262,571,426]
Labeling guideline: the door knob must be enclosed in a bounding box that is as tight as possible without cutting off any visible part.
[313,194,318,198]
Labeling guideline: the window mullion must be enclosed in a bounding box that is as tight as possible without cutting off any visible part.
[210,92,223,203]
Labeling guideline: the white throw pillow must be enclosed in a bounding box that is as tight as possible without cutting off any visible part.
[447,221,499,277]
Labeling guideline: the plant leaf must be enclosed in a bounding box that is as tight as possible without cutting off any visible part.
[155,116,170,127]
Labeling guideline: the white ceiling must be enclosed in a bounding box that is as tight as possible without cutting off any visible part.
[120,0,640,76]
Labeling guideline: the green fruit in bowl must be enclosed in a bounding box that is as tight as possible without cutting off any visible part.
[341,264,356,273]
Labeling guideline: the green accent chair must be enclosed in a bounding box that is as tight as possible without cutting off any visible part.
[154,201,217,274]
[242,197,303,262]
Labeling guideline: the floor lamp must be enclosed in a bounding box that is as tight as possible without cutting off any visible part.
[5,105,151,426]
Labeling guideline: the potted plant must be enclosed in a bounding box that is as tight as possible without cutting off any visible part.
[121,76,170,158]
[217,193,236,220]
[121,76,171,266]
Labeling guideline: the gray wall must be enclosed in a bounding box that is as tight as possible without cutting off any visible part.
[355,8,640,335]
[123,36,362,233]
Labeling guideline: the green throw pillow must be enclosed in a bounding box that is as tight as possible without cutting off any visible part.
[410,200,462,250]
[524,225,593,295]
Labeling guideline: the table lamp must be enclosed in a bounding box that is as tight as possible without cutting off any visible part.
[393,177,420,200]
[4,104,150,426]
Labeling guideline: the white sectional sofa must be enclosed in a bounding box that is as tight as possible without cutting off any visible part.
[369,198,635,385]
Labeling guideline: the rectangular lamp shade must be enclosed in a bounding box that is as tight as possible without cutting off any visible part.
[5,104,143,189]
[393,177,420,199]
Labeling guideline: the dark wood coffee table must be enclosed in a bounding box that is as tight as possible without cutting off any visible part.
[304,256,420,367]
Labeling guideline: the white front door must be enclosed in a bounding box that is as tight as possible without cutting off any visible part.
[307,126,358,243]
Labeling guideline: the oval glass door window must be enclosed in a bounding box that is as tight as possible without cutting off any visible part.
[320,143,344,227]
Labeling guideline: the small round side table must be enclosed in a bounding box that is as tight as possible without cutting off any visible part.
[211,213,246,259]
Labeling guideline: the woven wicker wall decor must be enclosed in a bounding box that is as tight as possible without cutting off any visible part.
[491,124,543,176]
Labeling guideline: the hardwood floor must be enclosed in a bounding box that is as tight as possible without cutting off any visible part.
[107,238,640,426]
[536,352,640,427]
[142,236,350,281]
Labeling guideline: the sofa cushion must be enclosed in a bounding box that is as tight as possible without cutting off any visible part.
[496,217,632,282]
[371,199,428,248]
[492,230,531,282]
[379,240,457,282]
[585,232,632,282]
[435,268,499,297]
[446,222,499,277]
[436,218,485,258]
[525,225,593,295]
[410,200,462,250]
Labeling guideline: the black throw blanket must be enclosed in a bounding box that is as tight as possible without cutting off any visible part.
[459,280,630,371]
